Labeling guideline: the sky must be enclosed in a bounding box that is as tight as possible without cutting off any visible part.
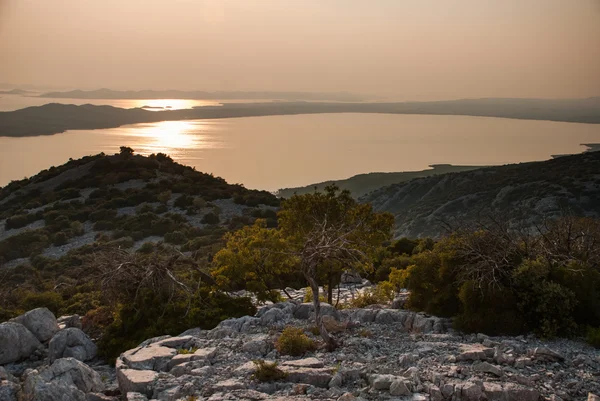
[1,0,599,100]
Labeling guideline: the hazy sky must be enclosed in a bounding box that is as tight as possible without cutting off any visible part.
[1,0,599,100]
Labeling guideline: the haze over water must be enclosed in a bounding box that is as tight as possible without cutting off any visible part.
[1,113,598,191]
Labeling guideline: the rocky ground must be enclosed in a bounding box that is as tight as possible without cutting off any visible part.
[2,299,600,401]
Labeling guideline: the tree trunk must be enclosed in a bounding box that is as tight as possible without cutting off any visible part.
[327,270,333,305]
[306,275,337,351]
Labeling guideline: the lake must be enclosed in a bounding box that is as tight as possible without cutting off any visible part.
[1,113,599,191]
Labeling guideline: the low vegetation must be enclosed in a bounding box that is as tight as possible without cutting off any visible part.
[275,327,316,356]
[252,360,287,382]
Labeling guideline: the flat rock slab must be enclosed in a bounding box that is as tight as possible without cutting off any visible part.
[281,366,333,388]
[122,345,177,371]
[281,358,324,369]
[457,344,494,361]
[483,381,540,401]
[117,369,159,397]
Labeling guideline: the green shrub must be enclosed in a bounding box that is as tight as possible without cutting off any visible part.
[252,360,287,382]
[177,347,199,355]
[20,291,64,315]
[165,231,187,245]
[275,327,315,356]
[587,327,600,348]
[201,212,220,225]
[53,231,68,246]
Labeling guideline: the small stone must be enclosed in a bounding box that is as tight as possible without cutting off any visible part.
[473,361,503,377]
[329,372,343,388]
[389,379,411,396]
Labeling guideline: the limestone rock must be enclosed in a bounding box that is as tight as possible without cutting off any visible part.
[390,379,411,396]
[0,322,42,364]
[282,366,333,388]
[48,328,97,362]
[531,347,564,362]
[589,394,600,401]
[457,344,494,361]
[281,357,325,368]
[116,368,158,397]
[22,357,104,401]
[472,361,503,377]
[11,307,59,342]
[0,380,19,401]
[293,303,339,320]
[322,315,347,333]
[341,271,363,284]
[57,315,83,330]
[369,374,396,390]
[483,381,540,401]
[121,345,177,372]
[242,335,271,356]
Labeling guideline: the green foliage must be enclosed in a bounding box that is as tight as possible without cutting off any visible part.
[275,327,316,356]
[252,360,287,382]
[401,217,600,338]
[20,291,64,315]
[201,212,220,225]
[587,327,600,348]
[177,347,199,355]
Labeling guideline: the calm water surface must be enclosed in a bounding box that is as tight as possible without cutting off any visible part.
[1,114,599,191]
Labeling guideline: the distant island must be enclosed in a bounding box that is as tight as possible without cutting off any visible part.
[0,89,35,95]
[38,88,367,102]
[277,164,484,199]
[1,96,599,137]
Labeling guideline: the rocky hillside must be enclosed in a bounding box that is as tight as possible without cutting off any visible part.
[2,297,599,401]
[362,151,600,238]
[0,150,278,318]
[277,165,482,199]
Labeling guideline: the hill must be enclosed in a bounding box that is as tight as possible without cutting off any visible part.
[38,88,366,102]
[0,150,279,311]
[277,164,484,199]
[2,96,600,137]
[362,151,600,238]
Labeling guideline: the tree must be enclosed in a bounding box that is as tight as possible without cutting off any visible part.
[212,220,299,303]
[119,146,134,157]
[214,185,394,349]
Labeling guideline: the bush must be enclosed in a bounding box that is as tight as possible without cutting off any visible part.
[53,231,68,246]
[275,327,316,356]
[252,360,287,382]
[201,212,220,225]
[587,327,600,348]
[165,231,187,245]
[20,291,64,315]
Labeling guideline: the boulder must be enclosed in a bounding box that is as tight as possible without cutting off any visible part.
[473,361,503,377]
[167,347,215,371]
[589,394,600,401]
[531,347,564,362]
[293,303,339,320]
[369,374,396,390]
[0,322,42,364]
[121,345,177,372]
[282,366,333,388]
[341,270,363,284]
[242,335,271,356]
[455,381,484,401]
[483,382,540,401]
[22,357,104,401]
[57,315,83,330]
[11,307,59,342]
[48,328,97,362]
[260,308,285,325]
[0,380,19,401]
[322,315,347,333]
[457,344,494,361]
[389,379,411,396]
[116,368,158,397]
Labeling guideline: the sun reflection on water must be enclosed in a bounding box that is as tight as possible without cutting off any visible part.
[131,99,220,110]
[118,120,223,158]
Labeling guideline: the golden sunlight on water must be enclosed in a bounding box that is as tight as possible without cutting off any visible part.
[109,120,223,158]
[130,99,221,110]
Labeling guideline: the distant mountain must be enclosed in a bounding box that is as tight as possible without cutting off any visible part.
[277,165,484,199]
[0,89,34,95]
[2,97,599,137]
[362,151,600,238]
[38,88,366,102]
